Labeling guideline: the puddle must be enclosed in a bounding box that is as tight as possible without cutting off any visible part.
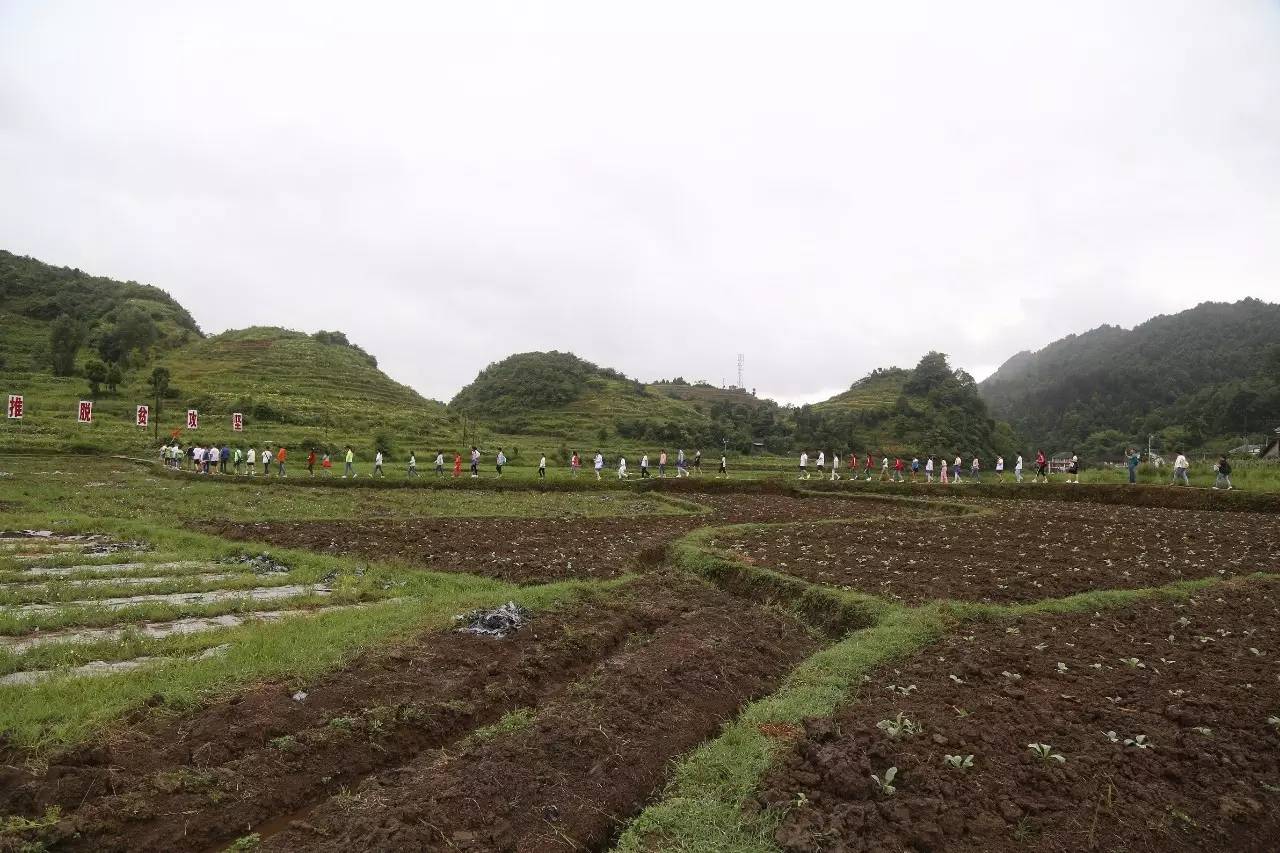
[1,585,331,615]
[0,601,394,653]
[0,657,165,686]
[16,561,216,577]
[0,573,240,590]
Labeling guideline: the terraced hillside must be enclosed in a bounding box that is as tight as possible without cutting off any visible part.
[152,327,451,454]
[1,252,451,456]
[799,355,1014,457]
[450,351,716,448]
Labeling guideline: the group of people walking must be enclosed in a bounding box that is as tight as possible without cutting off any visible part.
[796,450,1079,484]
[160,443,729,481]
[162,440,1237,489]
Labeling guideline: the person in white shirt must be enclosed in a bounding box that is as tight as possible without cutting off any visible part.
[408,451,417,477]
[880,456,890,482]
[815,451,826,477]
[435,451,445,476]
[374,450,384,477]
[718,454,728,476]
[995,455,1005,482]
[1172,453,1190,486]
[677,448,690,477]
[639,454,649,479]
[538,454,547,479]
[246,446,256,475]
[594,451,605,480]
[831,453,841,481]
[495,449,507,477]
[617,456,628,479]
[1014,454,1024,483]
[262,446,273,476]
[799,451,809,480]
[952,455,963,483]
[924,456,934,483]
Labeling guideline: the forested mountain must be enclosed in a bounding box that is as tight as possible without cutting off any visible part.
[797,353,1013,457]
[980,299,1280,457]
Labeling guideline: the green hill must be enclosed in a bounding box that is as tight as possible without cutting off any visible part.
[1,251,450,457]
[449,351,716,449]
[811,368,910,415]
[979,298,1280,458]
[0,249,200,374]
[796,355,1012,457]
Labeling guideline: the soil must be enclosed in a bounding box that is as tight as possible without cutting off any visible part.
[0,573,816,852]
[724,499,1280,604]
[263,570,819,852]
[207,493,921,584]
[754,576,1280,852]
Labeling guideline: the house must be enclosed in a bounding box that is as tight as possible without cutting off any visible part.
[1264,437,1280,460]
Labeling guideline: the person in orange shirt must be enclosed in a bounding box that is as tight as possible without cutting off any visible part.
[276,446,287,477]
[453,452,462,478]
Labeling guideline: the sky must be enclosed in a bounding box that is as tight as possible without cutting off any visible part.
[3,1,1279,405]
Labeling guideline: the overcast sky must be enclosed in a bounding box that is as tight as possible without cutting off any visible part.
[3,2,1278,404]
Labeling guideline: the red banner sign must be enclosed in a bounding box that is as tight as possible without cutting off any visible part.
[6,395,21,419]
[136,405,149,427]
[187,409,199,429]
[232,412,244,432]
[78,401,93,423]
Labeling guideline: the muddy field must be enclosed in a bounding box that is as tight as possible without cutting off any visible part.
[0,573,816,852]
[756,577,1280,852]
[724,500,1280,604]
[209,493,925,584]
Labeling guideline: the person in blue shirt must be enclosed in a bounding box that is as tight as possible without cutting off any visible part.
[1126,448,1140,484]
[220,444,230,474]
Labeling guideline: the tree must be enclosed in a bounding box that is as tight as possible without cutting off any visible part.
[148,366,170,440]
[106,362,123,394]
[903,351,953,396]
[49,314,85,376]
[84,359,107,396]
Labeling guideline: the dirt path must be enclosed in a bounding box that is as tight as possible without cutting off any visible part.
[755,577,1280,852]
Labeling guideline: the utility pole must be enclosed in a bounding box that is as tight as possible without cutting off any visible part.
[737,353,744,389]
[1147,433,1154,462]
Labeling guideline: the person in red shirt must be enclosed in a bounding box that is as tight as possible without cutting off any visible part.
[864,453,874,482]
[893,457,905,482]
[307,448,317,476]
[1035,449,1048,483]
[453,453,463,478]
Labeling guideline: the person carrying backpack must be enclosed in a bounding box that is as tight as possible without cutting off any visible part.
[1213,456,1233,490]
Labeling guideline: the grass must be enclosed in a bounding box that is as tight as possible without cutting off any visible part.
[0,444,1277,847]
[0,454,689,522]
[0,572,620,752]
[614,511,1280,852]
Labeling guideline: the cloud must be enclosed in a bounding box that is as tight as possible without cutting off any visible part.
[2,0,1278,404]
